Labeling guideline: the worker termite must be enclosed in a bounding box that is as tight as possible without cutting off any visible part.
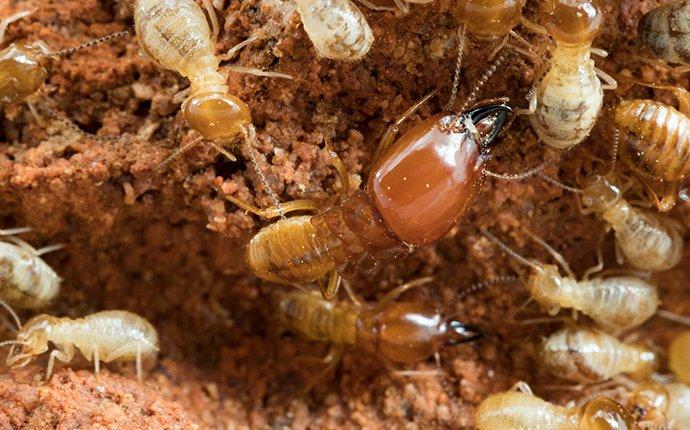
[522,0,617,150]
[276,277,483,389]
[0,227,62,309]
[0,11,129,137]
[638,0,690,74]
[669,329,690,385]
[224,98,511,299]
[1,309,159,380]
[625,381,690,429]
[476,381,638,430]
[482,229,660,331]
[539,326,658,384]
[543,172,684,272]
[613,83,690,211]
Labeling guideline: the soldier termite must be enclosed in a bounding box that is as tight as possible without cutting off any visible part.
[539,326,658,384]
[275,277,483,390]
[638,0,690,74]
[613,82,690,212]
[521,0,617,150]
[482,229,660,332]
[475,381,638,430]
[0,227,63,309]
[224,97,511,300]
[0,309,159,381]
[625,380,690,429]
[0,11,129,139]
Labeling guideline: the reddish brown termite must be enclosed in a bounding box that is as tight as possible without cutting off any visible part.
[276,277,483,389]
[225,96,511,300]
[0,11,129,138]
[613,82,690,211]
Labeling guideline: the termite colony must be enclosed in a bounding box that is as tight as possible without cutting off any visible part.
[2,0,690,428]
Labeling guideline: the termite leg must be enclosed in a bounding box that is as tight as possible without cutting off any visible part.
[510,381,534,394]
[672,65,690,75]
[302,345,344,394]
[393,0,410,15]
[92,344,101,375]
[372,277,434,313]
[157,136,204,171]
[26,102,46,127]
[34,243,65,256]
[224,194,318,219]
[354,0,398,12]
[595,67,618,90]
[523,228,576,279]
[201,0,219,43]
[582,230,606,280]
[515,92,537,116]
[630,82,690,116]
[371,89,438,164]
[0,10,31,45]
[46,345,74,380]
[320,270,342,301]
[519,17,547,35]
[324,134,350,205]
[342,279,364,310]
[0,227,32,237]
[488,35,509,61]
[103,341,144,380]
[633,174,679,212]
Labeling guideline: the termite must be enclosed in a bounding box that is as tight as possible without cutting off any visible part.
[0,11,129,137]
[522,0,617,150]
[669,330,690,385]
[626,381,690,429]
[276,277,483,389]
[0,227,63,309]
[1,309,159,380]
[476,381,638,430]
[638,0,690,74]
[542,172,684,272]
[539,326,658,384]
[613,82,690,211]
[225,97,511,300]
[482,229,660,332]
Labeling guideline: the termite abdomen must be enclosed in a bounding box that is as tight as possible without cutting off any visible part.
[639,0,690,67]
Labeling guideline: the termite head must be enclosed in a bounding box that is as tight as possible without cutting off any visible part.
[6,314,56,367]
[542,0,604,46]
[581,174,622,212]
[629,345,659,380]
[526,263,566,314]
[627,382,669,424]
[464,102,512,153]
[454,0,525,40]
[357,303,484,364]
[0,42,53,104]
[576,397,638,430]
[183,92,252,144]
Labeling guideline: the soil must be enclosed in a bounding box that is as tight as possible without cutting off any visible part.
[0,0,688,428]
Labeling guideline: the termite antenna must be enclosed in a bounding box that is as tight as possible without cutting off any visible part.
[157,136,205,172]
[459,50,509,112]
[608,128,620,174]
[242,124,285,219]
[484,162,548,181]
[36,103,121,142]
[523,228,575,279]
[481,229,541,271]
[0,340,27,349]
[538,173,583,193]
[0,299,22,330]
[47,30,130,58]
[445,23,467,111]
[656,309,690,326]
[458,275,521,299]
[0,227,32,236]
[0,10,32,44]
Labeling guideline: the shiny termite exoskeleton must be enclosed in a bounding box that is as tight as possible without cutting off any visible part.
[542,172,684,272]
[275,277,483,389]
[0,11,129,136]
[0,227,63,309]
[225,97,511,300]
[0,309,159,381]
[613,82,690,211]
[625,380,690,429]
[482,229,660,332]
[539,326,658,384]
[475,381,638,430]
[521,0,617,150]
[638,0,690,74]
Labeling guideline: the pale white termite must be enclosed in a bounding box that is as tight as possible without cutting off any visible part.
[482,229,660,332]
[521,0,617,150]
[0,228,62,309]
[475,381,637,430]
[2,310,159,380]
[539,326,658,384]
[294,0,374,61]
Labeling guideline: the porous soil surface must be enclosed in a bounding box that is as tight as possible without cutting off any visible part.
[0,0,688,428]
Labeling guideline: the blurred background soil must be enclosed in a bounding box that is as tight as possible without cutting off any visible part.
[0,0,688,428]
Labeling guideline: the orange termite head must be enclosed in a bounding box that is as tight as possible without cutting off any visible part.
[0,42,53,104]
[183,92,252,145]
[455,0,525,40]
[577,397,638,430]
[542,0,604,46]
[581,173,622,212]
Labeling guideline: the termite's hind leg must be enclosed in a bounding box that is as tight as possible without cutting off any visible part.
[342,279,364,310]
[320,270,342,301]
[0,10,31,45]
[200,0,219,43]
[324,134,351,205]
[102,341,145,380]
[92,344,101,375]
[302,345,344,394]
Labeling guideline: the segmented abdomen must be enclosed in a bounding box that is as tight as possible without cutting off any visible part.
[0,242,59,308]
[247,215,335,285]
[135,0,218,78]
[639,0,690,65]
[615,100,690,181]
[475,392,572,430]
[295,0,373,61]
[276,291,357,345]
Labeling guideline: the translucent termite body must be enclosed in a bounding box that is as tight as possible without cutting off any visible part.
[476,382,638,430]
[229,101,511,299]
[483,230,660,331]
[0,228,61,309]
[539,327,658,384]
[276,278,482,384]
[627,381,690,430]
[134,0,252,155]
[525,0,616,150]
[669,330,690,384]
[639,0,690,73]
[613,84,690,211]
[580,174,684,272]
[295,0,374,61]
[4,310,159,380]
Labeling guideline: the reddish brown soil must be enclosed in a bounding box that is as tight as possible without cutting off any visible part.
[0,0,688,428]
